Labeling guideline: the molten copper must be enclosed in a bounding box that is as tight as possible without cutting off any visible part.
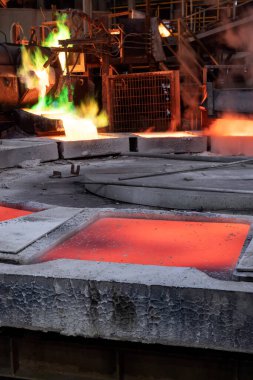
[39,217,249,271]
[0,206,32,222]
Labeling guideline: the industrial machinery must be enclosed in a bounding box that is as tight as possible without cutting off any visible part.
[1,0,253,135]
[205,64,253,117]
[0,7,182,134]
[0,44,61,109]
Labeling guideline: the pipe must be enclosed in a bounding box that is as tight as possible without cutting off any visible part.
[118,158,253,181]
[128,0,136,10]
[146,0,151,32]
[83,181,253,195]
[122,152,253,163]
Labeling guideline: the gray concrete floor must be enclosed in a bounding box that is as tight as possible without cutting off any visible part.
[1,155,253,213]
[0,157,152,209]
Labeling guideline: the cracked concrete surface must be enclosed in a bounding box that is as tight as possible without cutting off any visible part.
[0,158,143,209]
[2,155,253,212]
[0,206,252,353]
[0,260,253,353]
[1,149,253,354]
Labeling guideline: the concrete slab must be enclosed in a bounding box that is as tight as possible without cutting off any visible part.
[2,155,253,212]
[0,139,58,169]
[236,238,253,271]
[135,133,207,153]
[0,206,83,254]
[83,156,253,211]
[27,132,206,160]
[57,136,129,159]
[234,230,253,281]
[0,158,155,210]
[0,208,252,353]
[210,136,253,156]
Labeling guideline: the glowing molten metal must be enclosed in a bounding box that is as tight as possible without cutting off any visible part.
[136,132,196,138]
[207,114,253,136]
[61,116,98,140]
[158,23,171,38]
[38,217,249,271]
[0,206,32,222]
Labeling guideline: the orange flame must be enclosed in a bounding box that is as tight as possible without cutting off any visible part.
[206,114,253,137]
[158,23,171,38]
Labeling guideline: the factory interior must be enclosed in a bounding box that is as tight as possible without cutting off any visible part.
[1,0,253,378]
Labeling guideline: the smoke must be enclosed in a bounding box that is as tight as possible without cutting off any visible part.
[206,9,253,138]
[222,9,253,51]
[219,8,253,85]
[178,36,201,130]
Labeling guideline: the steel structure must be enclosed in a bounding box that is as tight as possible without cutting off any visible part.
[110,0,253,34]
[107,71,180,132]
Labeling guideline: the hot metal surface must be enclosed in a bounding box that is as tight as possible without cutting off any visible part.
[0,206,32,222]
[39,217,249,270]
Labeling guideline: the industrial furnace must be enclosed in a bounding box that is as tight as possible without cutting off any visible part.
[0,44,61,109]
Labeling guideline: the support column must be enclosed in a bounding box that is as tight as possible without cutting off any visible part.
[83,0,92,15]
[146,0,151,32]
[101,55,111,117]
[83,0,92,33]
[128,0,135,10]
[145,0,151,58]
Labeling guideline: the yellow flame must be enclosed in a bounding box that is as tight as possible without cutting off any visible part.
[63,117,98,140]
[77,99,108,128]
[26,95,108,141]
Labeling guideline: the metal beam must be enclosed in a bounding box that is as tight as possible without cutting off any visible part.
[128,0,135,10]
[192,12,253,40]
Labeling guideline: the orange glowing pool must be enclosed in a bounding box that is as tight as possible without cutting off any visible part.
[135,132,196,138]
[0,206,32,222]
[39,218,250,270]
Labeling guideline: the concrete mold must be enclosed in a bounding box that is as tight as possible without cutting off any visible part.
[0,133,208,169]
[55,133,207,158]
[38,217,249,272]
[56,134,130,159]
[0,205,253,353]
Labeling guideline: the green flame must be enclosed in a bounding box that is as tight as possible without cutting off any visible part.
[42,13,70,48]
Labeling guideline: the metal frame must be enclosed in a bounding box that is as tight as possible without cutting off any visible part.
[107,71,180,132]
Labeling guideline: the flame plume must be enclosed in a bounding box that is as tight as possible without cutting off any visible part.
[20,13,108,140]
[206,114,253,137]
